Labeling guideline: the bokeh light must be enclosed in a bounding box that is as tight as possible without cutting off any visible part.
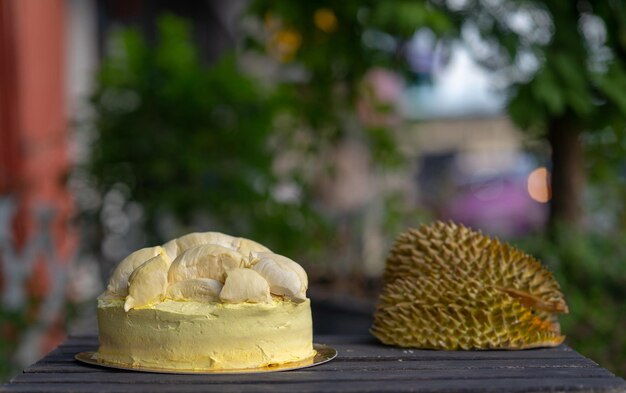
[527,167,551,203]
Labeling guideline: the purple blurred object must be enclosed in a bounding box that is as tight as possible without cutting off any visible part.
[444,176,547,237]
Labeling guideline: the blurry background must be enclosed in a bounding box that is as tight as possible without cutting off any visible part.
[1,0,625,380]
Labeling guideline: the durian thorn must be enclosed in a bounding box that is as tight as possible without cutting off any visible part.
[494,286,568,314]
[386,301,415,310]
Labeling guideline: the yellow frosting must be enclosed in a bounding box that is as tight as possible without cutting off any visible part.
[97,232,314,370]
[96,297,315,370]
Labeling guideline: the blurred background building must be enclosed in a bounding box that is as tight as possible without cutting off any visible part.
[1,0,625,380]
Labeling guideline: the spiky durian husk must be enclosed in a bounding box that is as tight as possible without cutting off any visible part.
[372,221,568,350]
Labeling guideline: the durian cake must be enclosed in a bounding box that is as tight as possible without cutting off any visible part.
[96,232,315,371]
[372,221,568,350]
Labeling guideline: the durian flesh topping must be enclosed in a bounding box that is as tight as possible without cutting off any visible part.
[124,251,170,311]
[100,232,308,311]
[372,221,568,350]
[251,252,308,302]
[105,246,165,297]
[219,268,272,304]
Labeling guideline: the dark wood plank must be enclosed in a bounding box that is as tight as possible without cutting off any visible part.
[2,378,626,393]
[3,334,625,393]
[332,345,586,361]
[41,345,589,363]
[24,357,602,374]
[9,366,617,384]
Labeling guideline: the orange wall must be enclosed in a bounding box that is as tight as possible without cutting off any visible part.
[2,0,74,259]
[0,0,20,193]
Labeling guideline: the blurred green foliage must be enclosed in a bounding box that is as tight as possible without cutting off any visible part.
[519,128,626,377]
[0,296,79,382]
[88,4,451,260]
[89,15,330,257]
[0,308,26,381]
[245,0,453,166]
[447,1,626,134]
[517,226,626,377]
[447,1,626,227]
[585,125,626,229]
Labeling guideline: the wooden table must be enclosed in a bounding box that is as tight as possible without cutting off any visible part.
[2,334,625,393]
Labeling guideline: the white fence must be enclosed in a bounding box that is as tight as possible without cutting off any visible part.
[0,197,99,367]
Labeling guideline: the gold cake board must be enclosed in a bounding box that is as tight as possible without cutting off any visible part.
[75,343,337,374]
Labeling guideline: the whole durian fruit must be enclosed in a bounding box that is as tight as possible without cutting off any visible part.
[371,221,568,350]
